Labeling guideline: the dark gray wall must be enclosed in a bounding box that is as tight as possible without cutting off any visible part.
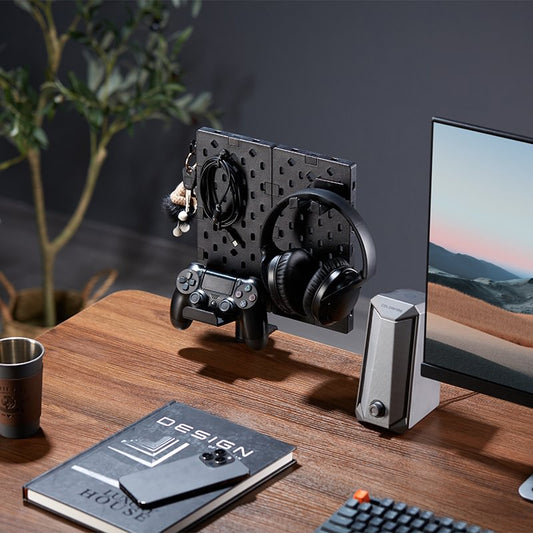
[2,0,533,349]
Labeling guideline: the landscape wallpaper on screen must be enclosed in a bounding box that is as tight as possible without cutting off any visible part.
[427,122,533,391]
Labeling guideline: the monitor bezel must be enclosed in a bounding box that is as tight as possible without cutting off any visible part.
[420,117,533,409]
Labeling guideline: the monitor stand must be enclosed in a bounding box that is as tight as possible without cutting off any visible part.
[519,474,533,501]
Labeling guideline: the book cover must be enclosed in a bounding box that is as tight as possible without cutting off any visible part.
[23,401,295,533]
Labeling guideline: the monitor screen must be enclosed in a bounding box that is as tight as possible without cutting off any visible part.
[421,118,533,408]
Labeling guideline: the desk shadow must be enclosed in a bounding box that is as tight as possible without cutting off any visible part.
[178,332,293,383]
[189,461,299,532]
[394,406,530,473]
[177,332,359,416]
[0,428,51,463]
[306,376,359,415]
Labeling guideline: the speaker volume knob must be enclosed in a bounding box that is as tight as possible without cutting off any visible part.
[369,400,386,418]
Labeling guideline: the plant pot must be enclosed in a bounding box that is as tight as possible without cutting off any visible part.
[0,269,117,338]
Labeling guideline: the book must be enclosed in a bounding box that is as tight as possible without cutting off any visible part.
[23,401,295,532]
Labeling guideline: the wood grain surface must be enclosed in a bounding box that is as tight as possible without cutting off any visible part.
[1,290,531,532]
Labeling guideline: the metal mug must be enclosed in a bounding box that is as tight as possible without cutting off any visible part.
[0,337,44,438]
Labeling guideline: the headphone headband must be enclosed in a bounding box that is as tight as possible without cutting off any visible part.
[260,188,376,281]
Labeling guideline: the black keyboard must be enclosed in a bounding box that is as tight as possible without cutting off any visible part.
[315,489,495,533]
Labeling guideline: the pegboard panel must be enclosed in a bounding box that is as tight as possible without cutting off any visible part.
[272,145,356,261]
[270,146,357,332]
[195,128,274,279]
[193,128,359,334]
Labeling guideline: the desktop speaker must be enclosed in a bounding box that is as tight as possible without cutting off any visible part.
[355,289,440,433]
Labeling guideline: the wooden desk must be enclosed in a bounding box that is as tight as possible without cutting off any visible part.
[1,291,531,532]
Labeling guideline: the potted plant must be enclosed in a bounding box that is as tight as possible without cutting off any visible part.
[0,0,217,333]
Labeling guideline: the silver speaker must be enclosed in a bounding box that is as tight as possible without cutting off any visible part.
[355,289,440,432]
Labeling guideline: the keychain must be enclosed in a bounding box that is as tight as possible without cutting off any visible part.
[163,141,198,237]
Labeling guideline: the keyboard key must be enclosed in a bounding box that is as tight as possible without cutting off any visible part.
[453,521,468,531]
[319,523,350,533]
[329,513,353,528]
[337,506,357,520]
[393,501,408,513]
[314,490,494,533]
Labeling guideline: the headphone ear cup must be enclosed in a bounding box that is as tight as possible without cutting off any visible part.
[303,257,362,325]
[268,249,318,316]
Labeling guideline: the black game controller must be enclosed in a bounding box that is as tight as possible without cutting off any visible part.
[170,262,270,350]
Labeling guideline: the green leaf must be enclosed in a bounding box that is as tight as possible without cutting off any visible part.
[170,26,193,56]
[87,108,104,129]
[96,68,122,101]
[67,71,97,102]
[85,52,105,92]
[162,82,185,94]
[13,0,32,14]
[100,30,115,51]
[191,0,202,18]
[32,127,48,149]
[188,91,212,114]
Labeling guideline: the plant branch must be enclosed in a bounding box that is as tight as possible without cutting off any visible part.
[49,138,108,255]
[0,153,27,171]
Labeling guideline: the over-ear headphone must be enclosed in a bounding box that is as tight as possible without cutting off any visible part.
[260,188,376,326]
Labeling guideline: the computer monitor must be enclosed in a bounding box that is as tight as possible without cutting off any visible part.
[421,118,533,500]
[422,117,533,408]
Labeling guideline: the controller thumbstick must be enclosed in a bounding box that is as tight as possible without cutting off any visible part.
[218,299,235,313]
[189,290,207,306]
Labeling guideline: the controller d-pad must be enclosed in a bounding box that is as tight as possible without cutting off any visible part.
[177,269,199,293]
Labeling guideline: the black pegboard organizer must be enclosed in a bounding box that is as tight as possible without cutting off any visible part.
[195,127,358,333]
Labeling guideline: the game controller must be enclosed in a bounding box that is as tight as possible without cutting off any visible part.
[119,448,250,508]
[170,262,270,350]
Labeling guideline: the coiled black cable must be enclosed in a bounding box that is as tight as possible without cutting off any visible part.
[199,150,247,245]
